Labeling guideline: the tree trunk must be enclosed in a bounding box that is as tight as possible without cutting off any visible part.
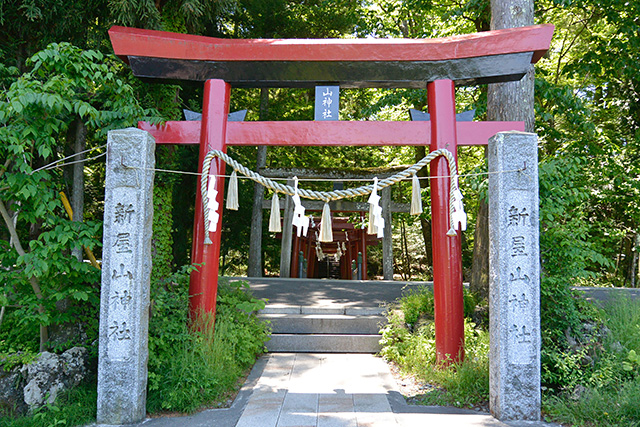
[488,1,535,132]
[630,233,639,288]
[400,218,411,280]
[72,119,87,261]
[471,0,535,299]
[248,88,269,277]
[470,197,490,300]
[622,235,633,288]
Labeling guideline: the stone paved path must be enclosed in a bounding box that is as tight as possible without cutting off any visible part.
[235,353,539,427]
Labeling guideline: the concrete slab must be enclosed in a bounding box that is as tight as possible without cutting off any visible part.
[345,307,386,316]
[260,305,302,314]
[317,393,358,427]
[278,393,318,427]
[266,334,381,353]
[116,352,562,427]
[262,313,383,334]
[317,413,358,427]
[301,307,347,315]
[235,277,430,307]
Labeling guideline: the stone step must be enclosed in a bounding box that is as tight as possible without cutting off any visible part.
[259,305,386,353]
[265,333,382,353]
[260,313,384,335]
[259,305,385,316]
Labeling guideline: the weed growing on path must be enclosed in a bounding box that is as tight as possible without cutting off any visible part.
[380,286,640,426]
[379,286,489,410]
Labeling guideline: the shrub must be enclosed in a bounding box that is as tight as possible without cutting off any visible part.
[146,272,269,414]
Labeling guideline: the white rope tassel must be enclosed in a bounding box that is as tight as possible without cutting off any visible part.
[447,176,467,236]
[319,202,333,242]
[207,174,220,235]
[315,238,325,261]
[268,193,281,232]
[410,174,423,215]
[367,177,384,238]
[367,203,376,235]
[291,177,310,237]
[226,170,239,210]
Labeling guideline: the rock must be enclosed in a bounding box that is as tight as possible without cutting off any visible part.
[48,322,89,350]
[570,384,587,401]
[565,328,578,350]
[0,365,27,415]
[610,341,624,353]
[20,347,88,412]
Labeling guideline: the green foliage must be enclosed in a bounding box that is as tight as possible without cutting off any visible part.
[146,270,269,414]
[604,297,640,374]
[0,42,160,351]
[397,285,476,329]
[0,352,38,372]
[542,297,640,426]
[151,180,175,282]
[380,310,489,409]
[400,287,434,327]
[622,350,639,373]
[0,0,110,69]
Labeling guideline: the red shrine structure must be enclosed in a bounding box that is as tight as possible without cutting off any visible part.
[109,24,553,362]
[286,216,381,280]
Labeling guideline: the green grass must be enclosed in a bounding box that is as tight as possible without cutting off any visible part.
[146,278,269,414]
[544,375,640,426]
[543,296,640,426]
[603,296,640,353]
[0,382,97,427]
[146,308,268,414]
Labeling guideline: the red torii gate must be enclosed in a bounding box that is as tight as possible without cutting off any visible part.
[109,24,553,362]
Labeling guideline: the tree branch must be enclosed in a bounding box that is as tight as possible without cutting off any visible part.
[0,198,48,350]
[0,198,26,256]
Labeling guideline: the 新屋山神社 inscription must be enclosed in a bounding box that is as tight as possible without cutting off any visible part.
[505,197,536,365]
[105,187,138,361]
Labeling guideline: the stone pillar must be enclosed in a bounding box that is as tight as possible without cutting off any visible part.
[382,186,394,280]
[247,146,267,277]
[489,131,540,421]
[97,128,155,425]
[279,179,295,278]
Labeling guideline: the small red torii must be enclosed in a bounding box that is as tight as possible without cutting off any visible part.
[110,24,553,363]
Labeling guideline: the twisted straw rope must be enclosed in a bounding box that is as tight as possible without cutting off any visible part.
[201,148,461,244]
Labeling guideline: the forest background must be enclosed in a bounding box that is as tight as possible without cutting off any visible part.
[3,0,637,286]
[0,0,639,416]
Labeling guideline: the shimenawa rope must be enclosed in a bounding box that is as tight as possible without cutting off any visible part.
[200,148,464,244]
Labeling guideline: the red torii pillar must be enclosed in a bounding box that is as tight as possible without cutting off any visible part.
[189,80,230,317]
[428,80,464,361]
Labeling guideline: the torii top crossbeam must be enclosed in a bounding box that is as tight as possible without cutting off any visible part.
[109,24,553,88]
